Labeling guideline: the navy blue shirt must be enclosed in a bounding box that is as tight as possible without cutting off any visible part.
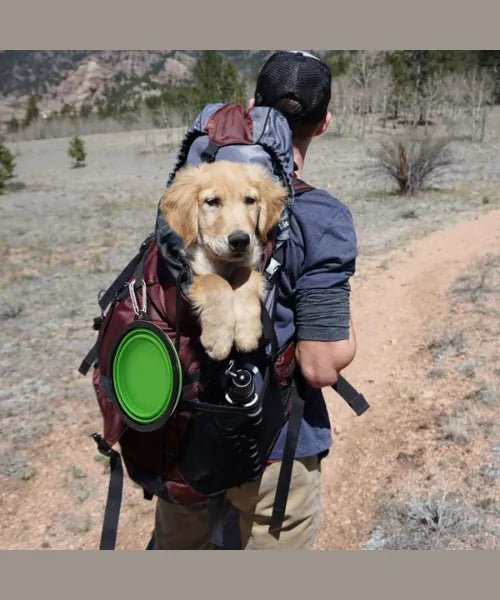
[269,186,358,459]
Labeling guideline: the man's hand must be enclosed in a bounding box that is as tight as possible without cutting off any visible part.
[295,318,357,388]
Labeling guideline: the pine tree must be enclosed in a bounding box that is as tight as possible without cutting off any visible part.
[68,136,86,168]
[193,50,225,108]
[0,142,16,194]
[7,116,20,133]
[192,51,246,109]
[220,62,245,106]
[23,95,39,127]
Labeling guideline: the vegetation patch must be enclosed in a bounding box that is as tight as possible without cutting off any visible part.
[366,492,499,550]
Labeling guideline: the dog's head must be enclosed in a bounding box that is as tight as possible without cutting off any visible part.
[160,160,287,262]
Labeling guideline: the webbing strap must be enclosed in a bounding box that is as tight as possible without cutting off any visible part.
[78,341,99,376]
[208,493,226,549]
[262,178,311,286]
[268,386,304,538]
[98,234,153,312]
[332,375,370,416]
[133,245,148,291]
[260,301,278,359]
[92,434,124,550]
[174,272,184,353]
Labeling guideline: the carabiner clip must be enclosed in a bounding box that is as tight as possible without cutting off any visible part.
[128,279,147,319]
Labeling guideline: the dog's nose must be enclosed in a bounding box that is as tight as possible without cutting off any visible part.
[228,230,250,252]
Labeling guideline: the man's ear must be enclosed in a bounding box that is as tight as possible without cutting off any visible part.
[248,98,256,110]
[160,167,200,247]
[314,111,332,137]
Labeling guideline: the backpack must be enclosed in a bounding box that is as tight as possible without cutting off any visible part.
[79,103,369,550]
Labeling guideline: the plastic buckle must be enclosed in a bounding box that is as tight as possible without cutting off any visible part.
[92,432,113,458]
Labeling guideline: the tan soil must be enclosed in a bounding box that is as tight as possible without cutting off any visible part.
[1,209,499,550]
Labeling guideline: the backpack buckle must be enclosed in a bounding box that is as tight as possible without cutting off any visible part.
[92,432,113,457]
[92,432,121,471]
[201,141,219,163]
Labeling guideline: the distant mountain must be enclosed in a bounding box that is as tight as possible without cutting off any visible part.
[0,51,95,96]
[0,50,274,110]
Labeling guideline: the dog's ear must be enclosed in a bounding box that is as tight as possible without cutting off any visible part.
[251,167,287,242]
[160,167,200,247]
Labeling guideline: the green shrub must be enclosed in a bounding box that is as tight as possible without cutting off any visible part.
[0,142,16,194]
[68,136,86,168]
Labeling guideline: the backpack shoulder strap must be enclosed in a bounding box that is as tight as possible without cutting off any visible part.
[292,177,316,195]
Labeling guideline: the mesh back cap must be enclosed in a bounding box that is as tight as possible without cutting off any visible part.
[255,50,331,125]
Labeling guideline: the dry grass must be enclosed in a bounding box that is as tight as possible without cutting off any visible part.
[366,492,499,550]
[366,251,500,550]
[438,413,472,445]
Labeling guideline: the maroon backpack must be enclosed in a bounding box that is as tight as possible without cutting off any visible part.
[79,104,305,549]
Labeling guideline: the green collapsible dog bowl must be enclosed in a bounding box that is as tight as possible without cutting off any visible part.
[109,321,182,432]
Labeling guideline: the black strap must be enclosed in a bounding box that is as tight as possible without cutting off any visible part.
[98,234,153,312]
[268,386,305,538]
[208,493,226,549]
[201,141,219,163]
[145,533,155,550]
[92,433,124,550]
[133,245,148,291]
[332,375,370,416]
[260,302,278,360]
[174,272,183,353]
[78,341,99,376]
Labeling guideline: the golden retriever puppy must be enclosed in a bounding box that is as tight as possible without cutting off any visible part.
[160,160,287,360]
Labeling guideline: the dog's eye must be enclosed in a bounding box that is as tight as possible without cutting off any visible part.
[244,197,257,206]
[205,197,220,207]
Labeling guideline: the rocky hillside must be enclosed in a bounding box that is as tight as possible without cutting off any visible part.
[0,50,270,120]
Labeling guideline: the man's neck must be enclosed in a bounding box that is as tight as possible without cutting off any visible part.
[293,147,304,178]
[293,137,312,179]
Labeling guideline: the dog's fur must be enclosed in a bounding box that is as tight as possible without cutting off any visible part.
[160,160,287,360]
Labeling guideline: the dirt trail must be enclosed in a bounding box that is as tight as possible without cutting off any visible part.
[1,209,499,550]
[315,209,500,549]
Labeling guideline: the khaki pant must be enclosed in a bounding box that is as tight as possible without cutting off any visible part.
[154,455,322,550]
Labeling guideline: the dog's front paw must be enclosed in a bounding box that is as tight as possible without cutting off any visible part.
[234,313,262,353]
[232,268,263,354]
[189,273,235,361]
[234,329,262,354]
[201,324,234,361]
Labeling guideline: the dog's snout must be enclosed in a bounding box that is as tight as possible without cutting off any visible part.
[228,230,250,252]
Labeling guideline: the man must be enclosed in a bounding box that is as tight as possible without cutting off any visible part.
[154,50,357,550]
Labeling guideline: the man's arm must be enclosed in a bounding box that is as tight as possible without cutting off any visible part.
[287,192,358,389]
[295,316,356,388]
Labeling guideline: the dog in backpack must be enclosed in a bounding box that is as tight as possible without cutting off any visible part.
[160,160,287,361]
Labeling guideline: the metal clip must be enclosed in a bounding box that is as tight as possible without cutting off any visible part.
[225,359,237,379]
[128,279,147,318]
